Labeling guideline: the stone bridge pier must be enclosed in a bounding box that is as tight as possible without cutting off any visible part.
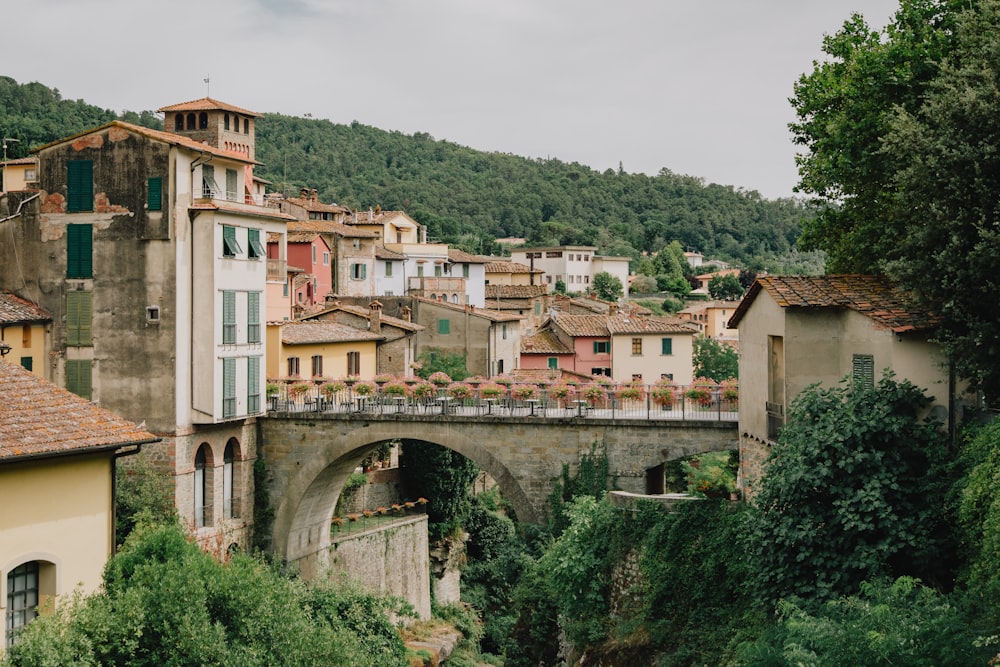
[258,412,737,577]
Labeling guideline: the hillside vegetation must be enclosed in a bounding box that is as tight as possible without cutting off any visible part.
[0,76,811,266]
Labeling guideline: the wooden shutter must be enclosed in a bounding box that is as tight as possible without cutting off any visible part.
[438,319,450,334]
[852,354,875,388]
[66,291,93,346]
[147,177,162,211]
[67,160,93,212]
[223,357,236,417]
[65,359,92,399]
[67,224,93,278]
[661,338,672,355]
[223,291,236,344]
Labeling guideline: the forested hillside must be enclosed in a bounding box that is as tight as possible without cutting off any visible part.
[1,76,813,266]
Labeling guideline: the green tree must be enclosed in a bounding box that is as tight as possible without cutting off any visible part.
[591,272,623,301]
[751,373,954,604]
[115,455,178,547]
[692,336,738,382]
[414,348,469,381]
[629,274,657,294]
[708,273,743,300]
[400,441,479,539]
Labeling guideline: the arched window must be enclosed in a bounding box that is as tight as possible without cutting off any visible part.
[224,113,230,131]
[243,118,249,134]
[199,112,208,130]
[429,294,436,301]
[174,113,184,131]
[186,113,196,130]
[6,561,38,647]
[452,294,459,304]
[224,438,240,519]
[194,443,212,527]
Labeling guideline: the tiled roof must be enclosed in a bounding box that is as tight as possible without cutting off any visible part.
[485,284,548,299]
[0,360,158,461]
[280,321,383,345]
[157,97,260,117]
[484,261,542,274]
[286,231,324,244]
[551,313,610,337]
[448,249,488,264]
[510,368,597,384]
[375,245,406,260]
[605,315,697,335]
[305,304,424,332]
[0,290,52,325]
[1,157,37,166]
[412,296,524,322]
[282,196,350,214]
[521,330,573,354]
[728,274,939,332]
[188,200,294,222]
[287,219,376,238]
[33,121,260,165]
[344,210,417,227]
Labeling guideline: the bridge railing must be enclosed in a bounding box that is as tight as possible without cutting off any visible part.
[265,380,738,422]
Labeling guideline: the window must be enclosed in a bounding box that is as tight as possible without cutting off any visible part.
[247,228,265,259]
[463,263,470,278]
[6,561,39,648]
[311,354,323,377]
[22,325,30,347]
[347,351,360,376]
[351,263,367,280]
[502,323,508,340]
[174,113,184,131]
[67,160,93,212]
[591,367,611,376]
[202,164,218,198]
[226,169,238,201]
[632,373,643,383]
[534,301,541,315]
[65,359,92,399]
[417,265,424,278]
[247,292,261,343]
[222,225,242,257]
[353,238,361,250]
[20,356,32,371]
[451,294,459,304]
[66,223,93,278]
[223,357,236,418]
[66,291,93,346]
[186,113,196,130]
[199,112,208,129]
[632,338,642,355]
[283,279,289,297]
[287,356,300,377]
[661,373,674,381]
[194,444,211,527]
[546,275,552,284]
[593,340,610,354]
[438,319,450,335]
[224,113,230,131]
[548,357,558,369]
[322,252,329,265]
[434,264,442,277]
[247,357,260,414]
[147,177,162,211]
[222,291,236,344]
[312,246,316,263]
[546,251,563,258]
[384,261,393,277]
[661,338,673,355]
[243,118,249,134]
[224,439,240,519]
[852,354,875,389]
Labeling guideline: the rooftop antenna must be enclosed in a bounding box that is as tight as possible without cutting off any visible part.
[204,75,210,98]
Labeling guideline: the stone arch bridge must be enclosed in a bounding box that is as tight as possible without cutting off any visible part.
[258,412,737,576]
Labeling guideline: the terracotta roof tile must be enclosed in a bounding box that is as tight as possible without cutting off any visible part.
[375,245,406,260]
[412,296,524,322]
[605,315,698,335]
[304,304,424,332]
[0,290,52,325]
[0,360,158,460]
[521,330,573,354]
[280,321,383,345]
[484,261,542,274]
[485,284,549,299]
[157,97,260,117]
[551,313,610,337]
[448,249,488,264]
[282,197,350,215]
[287,219,376,238]
[728,275,939,332]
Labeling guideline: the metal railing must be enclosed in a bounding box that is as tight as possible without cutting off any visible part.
[265,381,738,422]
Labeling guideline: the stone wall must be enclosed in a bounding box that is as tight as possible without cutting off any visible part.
[328,515,431,620]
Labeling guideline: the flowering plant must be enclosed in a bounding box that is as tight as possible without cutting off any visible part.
[594,375,614,386]
[447,382,474,400]
[720,378,739,404]
[373,373,395,385]
[353,381,378,397]
[651,381,676,407]
[343,375,360,386]
[582,383,607,403]
[412,382,436,400]
[685,377,717,406]
[548,383,575,400]
[480,382,506,399]
[616,382,645,401]
[383,381,408,397]
[428,371,452,386]
[288,382,311,399]
[511,384,537,400]
[320,380,346,397]
[465,375,486,386]
[492,374,513,387]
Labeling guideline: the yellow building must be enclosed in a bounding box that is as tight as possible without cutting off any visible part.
[0,360,157,649]
[0,157,37,192]
[265,320,381,380]
[0,290,53,379]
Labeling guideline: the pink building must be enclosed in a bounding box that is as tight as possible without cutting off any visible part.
[286,232,333,313]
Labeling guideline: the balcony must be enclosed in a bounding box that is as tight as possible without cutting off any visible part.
[267,258,286,281]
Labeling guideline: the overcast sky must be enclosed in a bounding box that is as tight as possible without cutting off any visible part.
[4,0,899,200]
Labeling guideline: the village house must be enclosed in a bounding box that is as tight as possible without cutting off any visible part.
[0,156,37,193]
[728,274,978,496]
[0,290,52,379]
[485,284,551,334]
[0,360,157,649]
[284,231,333,315]
[0,97,293,552]
[265,319,381,381]
[483,259,544,287]
[411,296,523,377]
[510,245,631,295]
[678,300,740,345]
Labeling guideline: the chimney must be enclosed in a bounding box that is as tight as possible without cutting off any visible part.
[400,305,412,322]
[311,188,318,203]
[300,187,309,199]
[369,300,382,334]
[368,207,374,221]
[325,293,341,307]
[609,303,619,316]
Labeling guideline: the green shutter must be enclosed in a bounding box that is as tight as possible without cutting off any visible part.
[548,357,558,369]
[147,177,162,211]
[223,225,242,256]
[223,357,236,418]
[852,354,875,388]
[248,356,261,413]
[67,224,93,278]
[66,291,93,346]
[67,160,93,212]
[661,338,672,355]
[438,319,450,334]
[223,291,236,344]
[20,357,33,371]
[65,360,92,399]
[247,292,261,343]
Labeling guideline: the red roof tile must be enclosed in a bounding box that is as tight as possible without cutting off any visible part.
[0,360,158,460]
[287,219,376,238]
[157,97,260,117]
[485,284,548,299]
[0,290,52,325]
[521,330,573,354]
[280,321,383,345]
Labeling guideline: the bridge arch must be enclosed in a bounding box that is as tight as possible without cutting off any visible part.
[258,413,738,577]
